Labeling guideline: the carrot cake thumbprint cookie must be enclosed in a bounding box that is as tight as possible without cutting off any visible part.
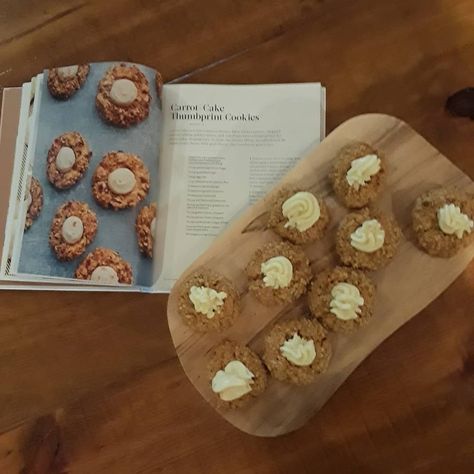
[268,188,330,244]
[155,71,163,98]
[75,248,133,285]
[135,203,157,258]
[412,188,474,258]
[92,152,150,210]
[24,177,43,230]
[47,64,90,99]
[177,269,239,331]
[96,63,151,127]
[336,208,401,271]
[208,340,267,408]
[263,318,331,385]
[308,266,376,333]
[46,132,92,189]
[246,241,312,305]
[330,142,384,208]
[49,201,97,261]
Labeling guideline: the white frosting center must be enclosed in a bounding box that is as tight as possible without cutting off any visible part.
[108,168,136,194]
[280,333,316,366]
[189,286,227,319]
[282,191,320,232]
[56,146,76,172]
[211,360,254,401]
[110,79,138,106]
[61,216,83,244]
[57,65,79,80]
[261,256,293,289]
[350,219,385,253]
[330,282,364,321]
[90,266,119,284]
[346,154,381,190]
[437,203,473,239]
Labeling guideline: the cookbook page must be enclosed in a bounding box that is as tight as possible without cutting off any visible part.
[156,83,325,291]
[13,62,162,289]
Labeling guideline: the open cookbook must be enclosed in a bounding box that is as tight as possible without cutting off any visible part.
[0,61,326,293]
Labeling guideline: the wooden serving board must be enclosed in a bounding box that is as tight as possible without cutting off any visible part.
[167,114,474,437]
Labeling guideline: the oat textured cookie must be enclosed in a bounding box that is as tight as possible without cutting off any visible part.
[177,269,239,332]
[47,64,90,100]
[155,71,163,98]
[336,208,401,271]
[49,201,98,261]
[330,142,384,209]
[135,203,157,258]
[46,132,92,189]
[412,187,474,257]
[96,63,151,127]
[263,318,331,385]
[308,266,376,333]
[208,340,267,409]
[246,241,312,305]
[75,247,133,284]
[92,152,150,210]
[268,187,330,244]
[24,177,43,230]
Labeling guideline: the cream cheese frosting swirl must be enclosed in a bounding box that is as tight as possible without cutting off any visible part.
[330,282,364,320]
[346,154,381,190]
[437,203,473,239]
[282,191,320,232]
[350,219,385,253]
[280,333,316,366]
[261,256,293,289]
[189,286,227,319]
[211,360,254,401]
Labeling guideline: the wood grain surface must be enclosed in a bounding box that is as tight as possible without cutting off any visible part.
[0,0,473,472]
[167,114,474,437]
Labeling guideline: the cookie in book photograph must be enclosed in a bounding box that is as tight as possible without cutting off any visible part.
[24,177,43,230]
[177,269,240,332]
[96,63,151,127]
[92,151,150,210]
[308,266,376,333]
[155,71,163,99]
[412,187,474,258]
[47,64,90,100]
[267,187,330,244]
[208,340,267,409]
[246,240,312,306]
[263,318,331,385]
[75,247,133,285]
[330,142,384,209]
[135,203,157,258]
[46,132,92,189]
[49,201,98,261]
[335,207,401,271]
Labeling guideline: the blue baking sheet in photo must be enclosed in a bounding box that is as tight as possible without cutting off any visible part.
[18,62,161,288]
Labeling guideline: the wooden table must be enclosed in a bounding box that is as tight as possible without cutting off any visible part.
[0,1,473,472]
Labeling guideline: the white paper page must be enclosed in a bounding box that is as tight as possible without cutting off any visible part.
[156,83,325,291]
[0,82,33,277]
